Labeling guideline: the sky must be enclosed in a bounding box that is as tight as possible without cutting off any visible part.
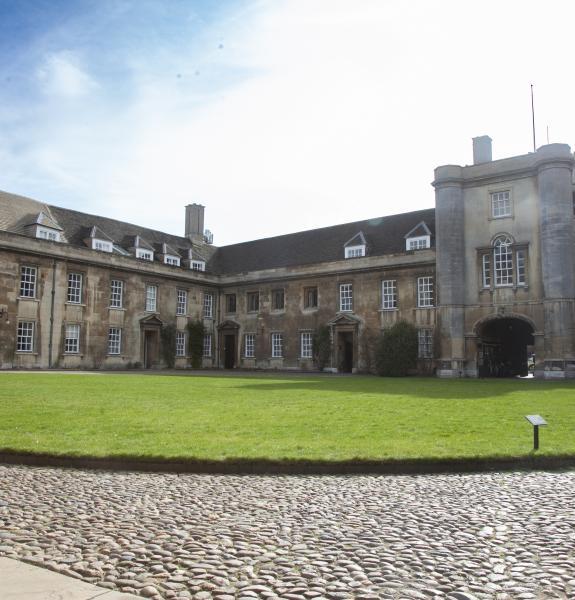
[1,0,575,246]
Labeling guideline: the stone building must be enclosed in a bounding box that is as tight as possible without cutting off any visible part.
[0,138,573,378]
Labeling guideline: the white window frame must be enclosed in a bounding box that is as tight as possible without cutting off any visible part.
[176,331,186,357]
[37,226,60,241]
[244,333,255,358]
[406,236,430,251]
[92,239,113,253]
[17,321,34,352]
[345,245,365,258]
[491,190,512,219]
[136,248,154,261]
[516,249,526,286]
[190,260,205,271]
[482,254,491,288]
[67,273,82,304]
[494,236,513,287]
[108,328,122,355]
[110,280,123,308]
[176,289,187,316]
[203,334,212,357]
[164,255,180,267]
[20,265,37,298]
[203,292,214,319]
[271,332,283,358]
[64,323,80,354]
[417,277,434,308]
[381,280,397,310]
[145,285,157,312]
[418,329,433,359]
[339,283,353,312]
[300,332,313,359]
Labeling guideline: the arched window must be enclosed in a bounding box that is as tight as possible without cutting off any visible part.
[493,235,513,286]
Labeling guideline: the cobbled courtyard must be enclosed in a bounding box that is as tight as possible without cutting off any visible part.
[0,465,574,600]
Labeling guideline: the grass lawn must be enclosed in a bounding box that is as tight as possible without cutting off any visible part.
[1,372,574,462]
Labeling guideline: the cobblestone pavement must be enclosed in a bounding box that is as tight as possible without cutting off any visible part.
[1,465,574,600]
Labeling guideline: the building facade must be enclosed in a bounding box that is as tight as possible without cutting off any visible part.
[1,138,574,378]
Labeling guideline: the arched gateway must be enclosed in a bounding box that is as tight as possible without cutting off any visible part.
[476,316,534,377]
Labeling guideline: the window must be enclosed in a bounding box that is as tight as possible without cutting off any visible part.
[516,249,526,286]
[407,236,430,250]
[382,280,397,310]
[145,285,157,312]
[482,254,491,288]
[110,280,123,308]
[339,283,353,312]
[418,329,433,359]
[225,294,236,313]
[417,277,434,308]
[491,190,511,218]
[190,260,205,271]
[20,266,36,298]
[176,289,187,316]
[136,248,153,261]
[203,292,214,319]
[17,321,34,352]
[271,332,283,358]
[108,328,121,354]
[176,331,186,357]
[244,333,255,358]
[67,273,82,304]
[300,332,313,359]
[93,239,113,252]
[247,292,259,313]
[345,245,365,258]
[203,334,212,357]
[272,289,285,311]
[37,227,60,241]
[64,324,80,353]
[165,255,180,267]
[494,236,513,286]
[304,287,318,309]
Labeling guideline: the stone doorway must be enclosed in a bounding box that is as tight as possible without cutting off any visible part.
[338,332,354,373]
[140,315,163,369]
[477,317,534,377]
[218,320,240,369]
[223,334,236,369]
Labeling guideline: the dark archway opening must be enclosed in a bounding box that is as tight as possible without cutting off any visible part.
[477,317,534,377]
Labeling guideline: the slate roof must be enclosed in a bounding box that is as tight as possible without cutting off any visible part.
[0,190,436,275]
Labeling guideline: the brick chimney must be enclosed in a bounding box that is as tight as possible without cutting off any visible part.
[185,204,205,243]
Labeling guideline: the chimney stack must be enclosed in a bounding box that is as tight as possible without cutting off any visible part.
[472,135,492,165]
[185,204,205,243]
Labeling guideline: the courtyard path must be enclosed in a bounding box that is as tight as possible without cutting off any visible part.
[0,465,574,600]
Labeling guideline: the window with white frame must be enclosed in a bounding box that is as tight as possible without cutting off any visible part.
[108,328,122,354]
[418,329,433,358]
[300,332,313,359]
[345,245,365,258]
[203,334,212,357]
[145,285,157,312]
[339,283,353,312]
[203,292,214,319]
[176,289,187,316]
[17,321,34,352]
[93,239,113,252]
[417,277,434,307]
[407,236,430,250]
[37,227,60,241]
[516,249,526,286]
[190,260,205,271]
[271,332,283,358]
[491,190,511,218]
[165,255,180,266]
[482,254,491,288]
[176,331,186,357]
[64,324,80,353]
[494,236,513,286]
[244,333,255,358]
[20,266,37,298]
[381,280,397,310]
[136,248,153,261]
[110,280,123,308]
[67,273,82,304]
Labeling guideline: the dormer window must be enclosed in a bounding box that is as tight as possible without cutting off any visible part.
[190,260,205,271]
[136,248,154,261]
[164,255,180,266]
[36,226,60,242]
[404,221,432,251]
[92,239,113,253]
[344,231,367,259]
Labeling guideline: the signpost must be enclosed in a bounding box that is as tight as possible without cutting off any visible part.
[525,415,547,451]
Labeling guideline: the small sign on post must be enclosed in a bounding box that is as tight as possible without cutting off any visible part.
[525,414,547,451]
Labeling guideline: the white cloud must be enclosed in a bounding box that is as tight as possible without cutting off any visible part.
[36,50,99,98]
